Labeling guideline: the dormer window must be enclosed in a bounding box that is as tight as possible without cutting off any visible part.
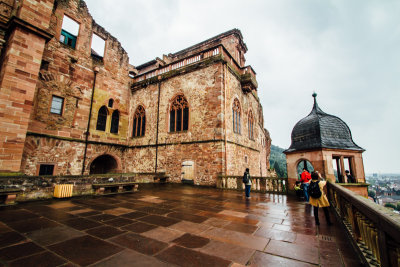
[60,15,79,49]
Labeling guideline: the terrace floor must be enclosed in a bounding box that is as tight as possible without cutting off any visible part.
[0,184,363,266]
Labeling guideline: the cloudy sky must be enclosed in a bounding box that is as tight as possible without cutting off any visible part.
[84,0,400,174]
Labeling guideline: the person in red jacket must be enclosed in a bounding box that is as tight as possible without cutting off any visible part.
[300,168,311,201]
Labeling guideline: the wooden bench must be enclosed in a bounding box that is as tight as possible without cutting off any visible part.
[92,182,139,195]
[0,188,21,205]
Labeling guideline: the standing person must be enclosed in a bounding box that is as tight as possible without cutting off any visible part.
[243,168,251,199]
[345,170,355,183]
[300,168,311,202]
[309,171,332,226]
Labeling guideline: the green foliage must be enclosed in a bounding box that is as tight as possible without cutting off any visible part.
[384,203,396,209]
[368,190,376,198]
[269,145,287,178]
[397,203,400,211]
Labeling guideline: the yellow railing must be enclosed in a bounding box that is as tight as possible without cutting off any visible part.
[217,176,287,194]
[327,182,400,267]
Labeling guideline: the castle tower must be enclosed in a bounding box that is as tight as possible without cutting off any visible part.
[284,93,366,188]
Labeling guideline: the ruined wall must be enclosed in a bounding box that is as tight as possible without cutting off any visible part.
[0,0,54,172]
[20,0,132,174]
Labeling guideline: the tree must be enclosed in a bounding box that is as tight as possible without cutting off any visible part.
[273,162,283,178]
[384,203,396,209]
[396,202,400,211]
[368,190,376,198]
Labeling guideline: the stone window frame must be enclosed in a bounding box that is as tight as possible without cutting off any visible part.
[169,94,189,133]
[248,109,254,140]
[90,32,106,60]
[132,105,146,138]
[110,109,119,134]
[59,14,80,50]
[96,105,109,131]
[49,95,64,115]
[37,163,56,176]
[108,99,114,108]
[232,98,241,134]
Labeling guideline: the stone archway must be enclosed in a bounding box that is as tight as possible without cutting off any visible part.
[296,159,314,179]
[89,154,118,174]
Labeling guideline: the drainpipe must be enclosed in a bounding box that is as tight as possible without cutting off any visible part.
[155,81,161,173]
[81,66,99,175]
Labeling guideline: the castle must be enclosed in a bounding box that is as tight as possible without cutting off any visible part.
[0,0,272,185]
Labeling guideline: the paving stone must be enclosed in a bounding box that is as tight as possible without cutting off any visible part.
[48,235,123,266]
[250,251,315,267]
[254,227,296,242]
[137,215,180,227]
[6,217,60,233]
[26,225,85,246]
[172,233,210,248]
[169,220,211,234]
[109,233,168,256]
[264,239,319,265]
[0,242,44,261]
[156,245,231,267]
[121,221,158,233]
[88,214,118,222]
[92,249,171,267]
[63,218,102,231]
[86,225,126,239]
[200,227,269,251]
[222,222,259,234]
[103,218,133,227]
[121,211,148,219]
[141,227,184,243]
[8,251,66,267]
[198,239,255,265]
[0,210,39,223]
[167,212,208,223]
[103,207,135,216]
[0,231,26,249]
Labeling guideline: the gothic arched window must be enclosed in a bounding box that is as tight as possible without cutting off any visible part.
[96,106,108,131]
[233,99,241,134]
[133,106,146,137]
[170,95,189,132]
[248,110,254,140]
[110,110,119,134]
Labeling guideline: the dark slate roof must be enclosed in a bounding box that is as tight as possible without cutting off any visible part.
[284,93,364,153]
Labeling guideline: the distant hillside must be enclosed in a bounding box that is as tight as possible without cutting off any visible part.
[269,144,287,178]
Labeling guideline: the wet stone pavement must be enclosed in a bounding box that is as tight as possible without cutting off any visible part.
[0,184,363,266]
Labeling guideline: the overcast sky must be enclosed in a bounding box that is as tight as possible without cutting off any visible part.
[84,0,400,174]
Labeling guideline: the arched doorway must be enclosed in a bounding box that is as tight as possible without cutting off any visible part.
[90,154,118,174]
[296,160,314,179]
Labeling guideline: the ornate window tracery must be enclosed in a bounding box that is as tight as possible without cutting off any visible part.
[233,99,241,134]
[133,105,146,137]
[170,95,189,132]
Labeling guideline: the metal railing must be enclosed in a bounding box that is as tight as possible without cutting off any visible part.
[327,182,400,267]
[217,175,287,194]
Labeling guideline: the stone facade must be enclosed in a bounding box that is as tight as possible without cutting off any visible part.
[0,0,272,186]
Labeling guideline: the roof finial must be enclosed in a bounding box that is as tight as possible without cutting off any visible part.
[311,92,319,113]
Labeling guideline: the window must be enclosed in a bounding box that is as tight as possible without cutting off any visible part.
[60,15,79,49]
[248,110,254,140]
[133,106,146,137]
[170,95,189,132]
[110,110,119,134]
[91,33,105,58]
[39,164,54,175]
[50,96,64,115]
[233,99,241,134]
[108,99,114,108]
[96,106,108,131]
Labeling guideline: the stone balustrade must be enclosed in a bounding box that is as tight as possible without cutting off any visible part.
[327,182,400,267]
[217,175,288,194]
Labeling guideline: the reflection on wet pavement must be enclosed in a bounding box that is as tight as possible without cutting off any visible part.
[0,184,362,266]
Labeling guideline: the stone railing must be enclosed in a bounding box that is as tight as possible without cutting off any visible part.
[134,46,221,82]
[217,175,287,194]
[327,182,400,267]
[0,172,167,201]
